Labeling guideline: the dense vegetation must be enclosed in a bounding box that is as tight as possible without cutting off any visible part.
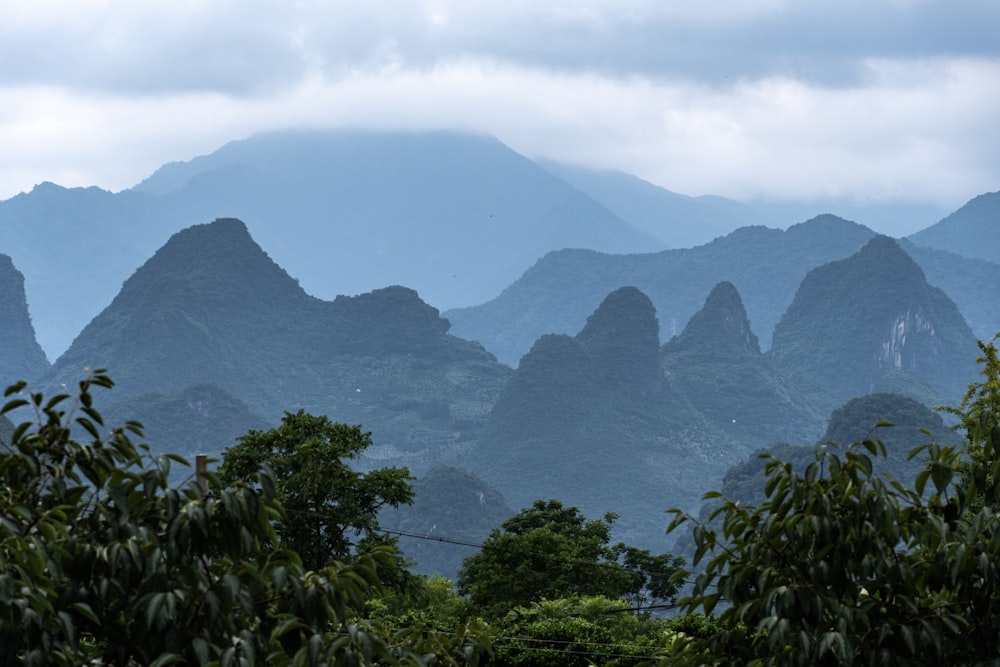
[768,235,979,415]
[0,372,486,665]
[665,335,1000,665]
[1,333,998,664]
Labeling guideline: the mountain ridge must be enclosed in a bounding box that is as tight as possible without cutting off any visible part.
[768,235,979,415]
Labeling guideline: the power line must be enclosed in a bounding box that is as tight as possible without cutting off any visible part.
[281,506,687,594]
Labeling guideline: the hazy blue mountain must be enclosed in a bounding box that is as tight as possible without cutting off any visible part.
[0,253,49,385]
[381,465,513,581]
[661,282,824,448]
[674,392,954,558]
[741,199,949,239]
[538,161,764,247]
[44,218,512,465]
[900,241,1000,341]
[102,383,274,465]
[0,183,181,357]
[539,160,950,239]
[724,393,952,508]
[0,130,661,360]
[462,286,750,549]
[908,191,999,263]
[132,129,660,310]
[446,210,998,367]
[447,214,878,365]
[768,236,980,415]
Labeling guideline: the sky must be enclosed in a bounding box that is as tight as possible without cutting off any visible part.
[2,0,999,216]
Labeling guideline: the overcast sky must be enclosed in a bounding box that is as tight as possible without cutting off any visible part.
[2,0,998,212]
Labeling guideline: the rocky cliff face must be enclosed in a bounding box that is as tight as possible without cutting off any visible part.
[0,253,49,385]
[768,236,979,414]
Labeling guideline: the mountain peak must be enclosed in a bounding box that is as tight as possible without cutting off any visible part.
[52,218,314,398]
[785,214,874,242]
[850,235,929,290]
[908,191,1000,263]
[577,286,662,389]
[127,217,307,302]
[769,236,978,413]
[669,281,760,355]
[0,253,49,383]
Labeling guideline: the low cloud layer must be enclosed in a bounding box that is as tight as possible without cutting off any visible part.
[2,0,998,211]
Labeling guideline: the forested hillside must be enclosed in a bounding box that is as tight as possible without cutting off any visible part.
[43,218,512,466]
[447,212,997,366]
[768,235,979,415]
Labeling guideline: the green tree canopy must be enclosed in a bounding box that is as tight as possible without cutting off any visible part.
[457,499,681,620]
[0,372,490,666]
[665,335,1000,666]
[219,410,414,571]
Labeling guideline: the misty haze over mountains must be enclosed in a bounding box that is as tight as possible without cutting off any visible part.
[0,129,983,360]
[0,130,996,566]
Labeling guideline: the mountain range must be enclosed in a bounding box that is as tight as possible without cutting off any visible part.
[0,131,656,358]
[43,219,511,468]
[0,130,994,572]
[768,235,979,415]
[1,130,993,363]
[447,208,999,366]
[0,212,987,563]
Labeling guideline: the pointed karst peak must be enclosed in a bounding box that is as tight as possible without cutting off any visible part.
[669,281,760,355]
[126,217,308,302]
[576,286,662,388]
[849,235,929,289]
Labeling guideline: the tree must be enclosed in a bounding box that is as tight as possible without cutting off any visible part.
[0,372,487,666]
[942,333,1000,510]
[457,499,681,620]
[491,596,658,667]
[664,334,1000,666]
[219,410,414,571]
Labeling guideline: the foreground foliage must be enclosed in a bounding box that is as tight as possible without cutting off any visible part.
[457,499,682,621]
[0,372,486,666]
[667,335,1000,666]
[219,410,414,570]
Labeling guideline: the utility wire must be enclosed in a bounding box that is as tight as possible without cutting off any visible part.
[285,506,677,581]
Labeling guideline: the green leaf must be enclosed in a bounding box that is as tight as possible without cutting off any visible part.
[150,653,183,667]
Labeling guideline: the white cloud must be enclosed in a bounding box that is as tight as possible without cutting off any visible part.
[0,2,997,209]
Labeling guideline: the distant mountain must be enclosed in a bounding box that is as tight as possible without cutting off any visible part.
[132,129,658,313]
[661,282,824,448]
[909,191,1000,263]
[462,286,749,549]
[723,393,952,507]
[768,236,980,415]
[447,213,1000,367]
[0,130,660,360]
[538,161,762,247]
[447,214,878,365]
[539,161,951,241]
[0,183,180,357]
[0,253,49,385]
[45,218,512,465]
[103,383,274,465]
[900,241,1000,342]
[381,465,513,581]
[674,392,954,558]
